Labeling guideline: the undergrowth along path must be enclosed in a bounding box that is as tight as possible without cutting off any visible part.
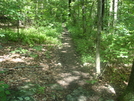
[0,26,117,101]
[53,26,116,101]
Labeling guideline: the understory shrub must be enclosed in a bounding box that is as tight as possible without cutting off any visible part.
[67,25,95,63]
[0,22,62,46]
[0,81,10,101]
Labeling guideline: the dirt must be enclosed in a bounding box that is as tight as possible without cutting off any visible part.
[0,27,120,101]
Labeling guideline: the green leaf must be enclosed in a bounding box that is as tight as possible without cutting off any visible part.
[0,87,4,92]
[5,91,10,95]
[0,71,5,73]
[3,84,9,89]
[86,80,98,84]
[0,81,5,84]
[25,97,30,100]
[18,97,23,101]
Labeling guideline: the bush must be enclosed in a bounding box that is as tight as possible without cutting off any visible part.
[0,23,62,46]
[0,81,10,101]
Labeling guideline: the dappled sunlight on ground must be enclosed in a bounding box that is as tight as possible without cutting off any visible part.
[0,53,34,63]
[56,75,80,88]
[0,28,122,101]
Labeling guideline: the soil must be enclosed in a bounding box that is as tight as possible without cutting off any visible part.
[0,27,125,101]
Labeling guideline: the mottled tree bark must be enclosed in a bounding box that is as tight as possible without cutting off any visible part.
[96,0,102,75]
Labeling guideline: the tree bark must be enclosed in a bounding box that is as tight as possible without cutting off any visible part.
[108,0,113,27]
[113,0,118,21]
[119,60,134,101]
[102,0,105,30]
[82,0,86,34]
[96,0,102,75]
[69,0,71,17]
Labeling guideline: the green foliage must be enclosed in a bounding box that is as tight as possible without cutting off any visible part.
[45,51,51,59]
[67,25,95,63]
[5,31,20,42]
[0,81,10,101]
[101,23,133,64]
[11,48,28,54]
[29,53,38,58]
[81,54,94,63]
[36,85,46,95]
[119,92,134,101]
[8,83,40,101]
[66,87,90,101]
[0,32,5,37]
[0,23,62,46]
[86,80,98,84]
[0,71,5,73]
[11,96,34,101]
[33,46,43,51]
[0,29,9,39]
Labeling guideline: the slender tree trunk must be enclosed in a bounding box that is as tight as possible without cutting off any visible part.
[102,0,105,30]
[82,0,86,34]
[113,0,118,26]
[127,60,134,94]
[69,0,71,17]
[96,0,102,75]
[109,0,113,27]
[89,1,95,33]
[17,19,19,34]
[113,0,118,21]
[77,0,80,28]
[105,0,109,28]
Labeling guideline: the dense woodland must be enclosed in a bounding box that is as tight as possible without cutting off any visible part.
[0,0,134,101]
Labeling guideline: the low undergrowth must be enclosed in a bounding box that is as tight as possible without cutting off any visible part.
[0,22,62,46]
[0,22,63,101]
[66,22,134,98]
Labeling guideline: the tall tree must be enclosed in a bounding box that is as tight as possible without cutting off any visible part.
[82,0,86,34]
[113,0,118,26]
[68,0,71,17]
[108,0,114,27]
[113,0,118,20]
[102,0,105,30]
[108,0,118,27]
[96,0,103,75]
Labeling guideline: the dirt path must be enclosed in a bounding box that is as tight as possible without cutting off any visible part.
[52,27,116,101]
[0,26,117,101]
[57,28,81,70]
[54,26,90,87]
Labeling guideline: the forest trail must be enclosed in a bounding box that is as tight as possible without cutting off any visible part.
[54,25,90,88]
[53,26,94,100]
[51,26,116,101]
[0,26,116,101]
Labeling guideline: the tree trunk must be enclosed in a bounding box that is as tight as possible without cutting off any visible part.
[82,0,86,34]
[119,60,134,101]
[68,0,71,17]
[113,0,118,21]
[108,0,113,27]
[89,1,95,34]
[96,0,102,75]
[102,0,105,30]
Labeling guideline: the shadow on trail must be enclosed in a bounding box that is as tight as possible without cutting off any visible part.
[0,26,117,101]
[53,27,116,101]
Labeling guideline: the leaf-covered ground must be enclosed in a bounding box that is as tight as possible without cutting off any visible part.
[0,28,130,101]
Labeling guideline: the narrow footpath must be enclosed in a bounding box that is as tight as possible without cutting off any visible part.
[0,25,117,101]
[52,26,116,101]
